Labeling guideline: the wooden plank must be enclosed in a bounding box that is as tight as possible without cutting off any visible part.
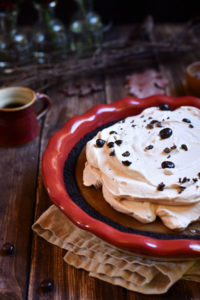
[28,76,114,300]
[0,137,41,299]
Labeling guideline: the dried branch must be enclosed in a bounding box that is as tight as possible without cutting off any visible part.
[0,17,200,90]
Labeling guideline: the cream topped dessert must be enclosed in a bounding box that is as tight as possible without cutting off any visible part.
[83,105,200,231]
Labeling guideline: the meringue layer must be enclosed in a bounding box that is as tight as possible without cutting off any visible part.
[83,106,200,230]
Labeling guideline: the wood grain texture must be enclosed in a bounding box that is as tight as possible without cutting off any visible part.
[1,25,200,300]
[28,78,108,300]
[0,138,41,300]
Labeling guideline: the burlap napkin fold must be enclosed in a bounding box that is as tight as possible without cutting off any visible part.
[32,205,200,295]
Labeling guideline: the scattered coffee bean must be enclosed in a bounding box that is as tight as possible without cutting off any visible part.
[167,155,171,159]
[145,145,154,150]
[115,140,122,146]
[163,147,170,154]
[146,124,153,129]
[122,151,130,157]
[132,124,136,127]
[159,103,171,111]
[1,242,14,255]
[107,142,114,148]
[140,115,144,118]
[189,124,194,128]
[149,120,162,128]
[161,161,175,168]
[193,178,198,183]
[182,118,191,123]
[178,186,186,194]
[109,131,117,134]
[179,177,187,184]
[148,117,153,120]
[198,173,200,179]
[159,128,173,139]
[181,144,188,151]
[122,160,132,166]
[156,121,162,128]
[39,279,54,293]
[157,182,165,191]
[170,145,177,150]
[150,120,158,124]
[109,150,115,156]
[96,139,105,147]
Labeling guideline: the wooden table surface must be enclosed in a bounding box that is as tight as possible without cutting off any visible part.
[1,24,200,300]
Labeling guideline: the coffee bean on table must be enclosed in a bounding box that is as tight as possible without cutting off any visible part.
[1,242,15,255]
[39,279,54,293]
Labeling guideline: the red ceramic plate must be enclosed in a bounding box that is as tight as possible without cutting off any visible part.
[42,95,200,259]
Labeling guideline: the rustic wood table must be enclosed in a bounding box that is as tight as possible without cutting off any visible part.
[1,24,200,300]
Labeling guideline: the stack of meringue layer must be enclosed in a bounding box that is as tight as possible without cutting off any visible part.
[83,106,200,231]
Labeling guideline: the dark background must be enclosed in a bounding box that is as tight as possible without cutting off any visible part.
[19,0,198,26]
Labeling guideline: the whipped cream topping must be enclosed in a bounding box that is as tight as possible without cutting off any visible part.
[83,106,200,230]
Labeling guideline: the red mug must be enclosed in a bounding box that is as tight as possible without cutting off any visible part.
[0,86,51,146]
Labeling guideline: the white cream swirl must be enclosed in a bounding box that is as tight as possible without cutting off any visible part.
[83,106,200,230]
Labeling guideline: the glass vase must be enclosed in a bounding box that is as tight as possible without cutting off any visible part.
[0,9,30,71]
[32,0,68,63]
[69,0,103,54]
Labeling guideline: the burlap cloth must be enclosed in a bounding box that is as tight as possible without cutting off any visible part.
[32,205,200,295]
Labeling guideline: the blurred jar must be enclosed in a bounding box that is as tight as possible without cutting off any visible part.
[69,0,103,54]
[32,0,68,63]
[0,1,30,71]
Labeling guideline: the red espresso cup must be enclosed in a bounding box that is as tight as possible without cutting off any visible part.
[0,86,51,146]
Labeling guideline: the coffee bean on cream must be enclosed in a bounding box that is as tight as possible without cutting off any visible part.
[96,139,106,147]
[159,128,173,139]
[159,103,171,111]
[83,106,200,230]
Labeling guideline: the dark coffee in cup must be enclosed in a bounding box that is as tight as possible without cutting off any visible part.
[3,102,25,109]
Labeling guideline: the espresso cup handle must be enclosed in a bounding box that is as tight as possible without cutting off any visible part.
[35,92,51,120]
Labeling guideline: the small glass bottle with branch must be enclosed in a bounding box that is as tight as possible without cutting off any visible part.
[69,0,103,54]
[32,0,68,63]
[0,0,30,71]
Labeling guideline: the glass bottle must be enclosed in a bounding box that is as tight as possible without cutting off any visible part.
[32,0,68,63]
[0,8,30,70]
[69,0,103,54]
